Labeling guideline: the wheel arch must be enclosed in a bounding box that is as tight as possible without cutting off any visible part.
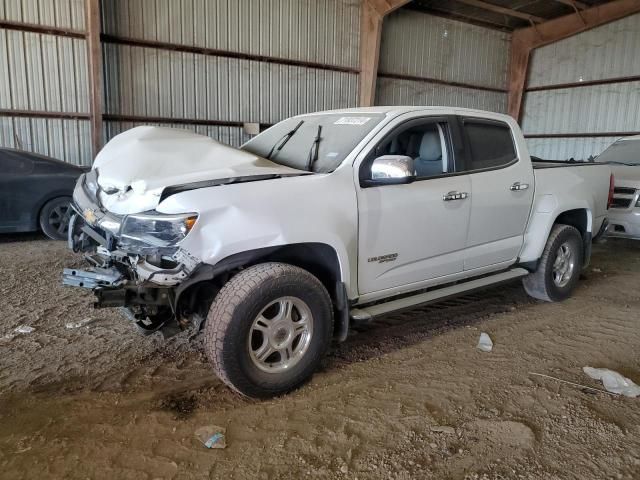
[175,242,350,340]
[520,207,593,271]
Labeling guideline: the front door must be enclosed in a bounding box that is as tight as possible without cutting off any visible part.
[356,116,472,295]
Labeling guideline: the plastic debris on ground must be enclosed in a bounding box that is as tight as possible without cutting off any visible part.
[195,425,226,449]
[15,325,35,334]
[477,332,493,352]
[66,318,98,329]
[583,367,640,398]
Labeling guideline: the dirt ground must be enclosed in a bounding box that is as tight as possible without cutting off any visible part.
[1,234,639,480]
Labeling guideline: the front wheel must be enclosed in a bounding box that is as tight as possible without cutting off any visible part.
[522,224,583,302]
[204,263,334,398]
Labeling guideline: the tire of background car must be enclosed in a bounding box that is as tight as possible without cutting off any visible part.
[39,196,73,240]
[522,224,584,302]
[204,262,334,398]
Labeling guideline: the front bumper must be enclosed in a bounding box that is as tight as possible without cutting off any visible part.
[64,174,201,319]
[606,210,640,240]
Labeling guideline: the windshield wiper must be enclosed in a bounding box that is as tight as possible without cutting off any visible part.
[306,125,323,172]
[266,120,304,160]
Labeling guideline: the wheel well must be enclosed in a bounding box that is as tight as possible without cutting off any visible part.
[554,209,588,238]
[175,243,346,336]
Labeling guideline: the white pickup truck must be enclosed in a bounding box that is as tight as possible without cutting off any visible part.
[63,107,612,397]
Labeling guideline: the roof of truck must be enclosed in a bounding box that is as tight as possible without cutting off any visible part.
[300,106,513,121]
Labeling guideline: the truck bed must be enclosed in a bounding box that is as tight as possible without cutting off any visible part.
[532,160,602,169]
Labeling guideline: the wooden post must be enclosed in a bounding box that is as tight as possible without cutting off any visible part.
[508,0,640,121]
[359,0,411,107]
[86,0,103,160]
[507,36,531,122]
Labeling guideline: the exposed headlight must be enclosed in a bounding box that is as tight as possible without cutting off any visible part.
[119,212,198,248]
[83,169,99,198]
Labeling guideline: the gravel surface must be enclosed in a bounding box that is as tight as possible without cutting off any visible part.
[0,234,639,479]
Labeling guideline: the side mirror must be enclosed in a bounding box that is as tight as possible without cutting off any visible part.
[364,155,415,187]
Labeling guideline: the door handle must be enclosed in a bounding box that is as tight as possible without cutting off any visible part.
[510,182,529,191]
[442,191,469,201]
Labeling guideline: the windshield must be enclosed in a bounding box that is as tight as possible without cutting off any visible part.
[596,138,640,165]
[241,113,385,173]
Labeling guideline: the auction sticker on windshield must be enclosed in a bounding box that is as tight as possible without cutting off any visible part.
[334,117,371,126]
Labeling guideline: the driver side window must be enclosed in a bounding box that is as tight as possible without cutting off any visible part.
[375,121,451,179]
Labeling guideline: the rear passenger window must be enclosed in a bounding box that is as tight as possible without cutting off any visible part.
[463,120,516,170]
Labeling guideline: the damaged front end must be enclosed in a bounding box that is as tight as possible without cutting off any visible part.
[62,170,203,337]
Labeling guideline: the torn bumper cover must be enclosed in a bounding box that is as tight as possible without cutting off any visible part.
[63,173,201,313]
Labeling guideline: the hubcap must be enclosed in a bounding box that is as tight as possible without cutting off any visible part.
[552,242,575,288]
[49,204,72,236]
[248,296,313,373]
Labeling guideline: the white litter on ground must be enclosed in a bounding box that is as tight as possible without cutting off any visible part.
[14,325,35,334]
[583,367,640,398]
[477,332,493,352]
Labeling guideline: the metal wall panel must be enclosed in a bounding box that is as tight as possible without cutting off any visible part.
[376,77,508,113]
[523,14,640,161]
[526,137,618,162]
[0,115,91,165]
[104,121,250,148]
[102,43,359,125]
[379,10,510,90]
[0,29,89,112]
[528,13,640,88]
[102,0,361,69]
[521,82,640,135]
[1,0,86,30]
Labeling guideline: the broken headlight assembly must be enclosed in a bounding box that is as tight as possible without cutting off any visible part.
[83,168,100,198]
[119,212,198,249]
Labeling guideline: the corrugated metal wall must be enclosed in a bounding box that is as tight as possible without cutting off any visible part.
[0,0,92,165]
[100,0,361,147]
[522,13,640,160]
[376,9,510,113]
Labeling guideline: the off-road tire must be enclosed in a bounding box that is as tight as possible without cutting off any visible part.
[522,224,583,302]
[204,262,333,398]
[39,196,73,240]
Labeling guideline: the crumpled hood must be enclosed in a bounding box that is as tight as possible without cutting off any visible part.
[92,126,305,214]
[609,165,640,185]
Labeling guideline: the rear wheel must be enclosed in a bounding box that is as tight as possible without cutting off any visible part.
[39,196,73,240]
[204,263,333,398]
[523,224,583,302]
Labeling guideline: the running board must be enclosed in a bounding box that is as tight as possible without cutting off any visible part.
[350,268,529,321]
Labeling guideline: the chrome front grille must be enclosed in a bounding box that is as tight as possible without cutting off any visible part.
[611,187,638,209]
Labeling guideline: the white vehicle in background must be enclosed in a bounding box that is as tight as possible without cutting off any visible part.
[63,106,612,398]
[596,136,640,239]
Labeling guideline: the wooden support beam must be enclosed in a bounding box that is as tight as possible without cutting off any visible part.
[508,0,640,121]
[552,0,588,11]
[359,0,410,107]
[454,0,545,23]
[86,0,104,160]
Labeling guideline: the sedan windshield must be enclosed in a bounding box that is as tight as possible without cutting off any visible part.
[241,113,385,173]
[596,138,640,165]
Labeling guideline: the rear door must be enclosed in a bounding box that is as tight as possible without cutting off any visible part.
[459,117,534,270]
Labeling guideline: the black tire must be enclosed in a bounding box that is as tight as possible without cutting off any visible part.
[204,262,334,398]
[522,224,583,302]
[39,196,73,240]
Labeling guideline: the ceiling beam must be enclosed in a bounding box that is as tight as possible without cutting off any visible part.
[359,0,411,106]
[453,0,546,23]
[552,0,588,11]
[508,0,640,121]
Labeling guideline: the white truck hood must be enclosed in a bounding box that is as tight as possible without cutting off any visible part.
[92,126,305,215]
